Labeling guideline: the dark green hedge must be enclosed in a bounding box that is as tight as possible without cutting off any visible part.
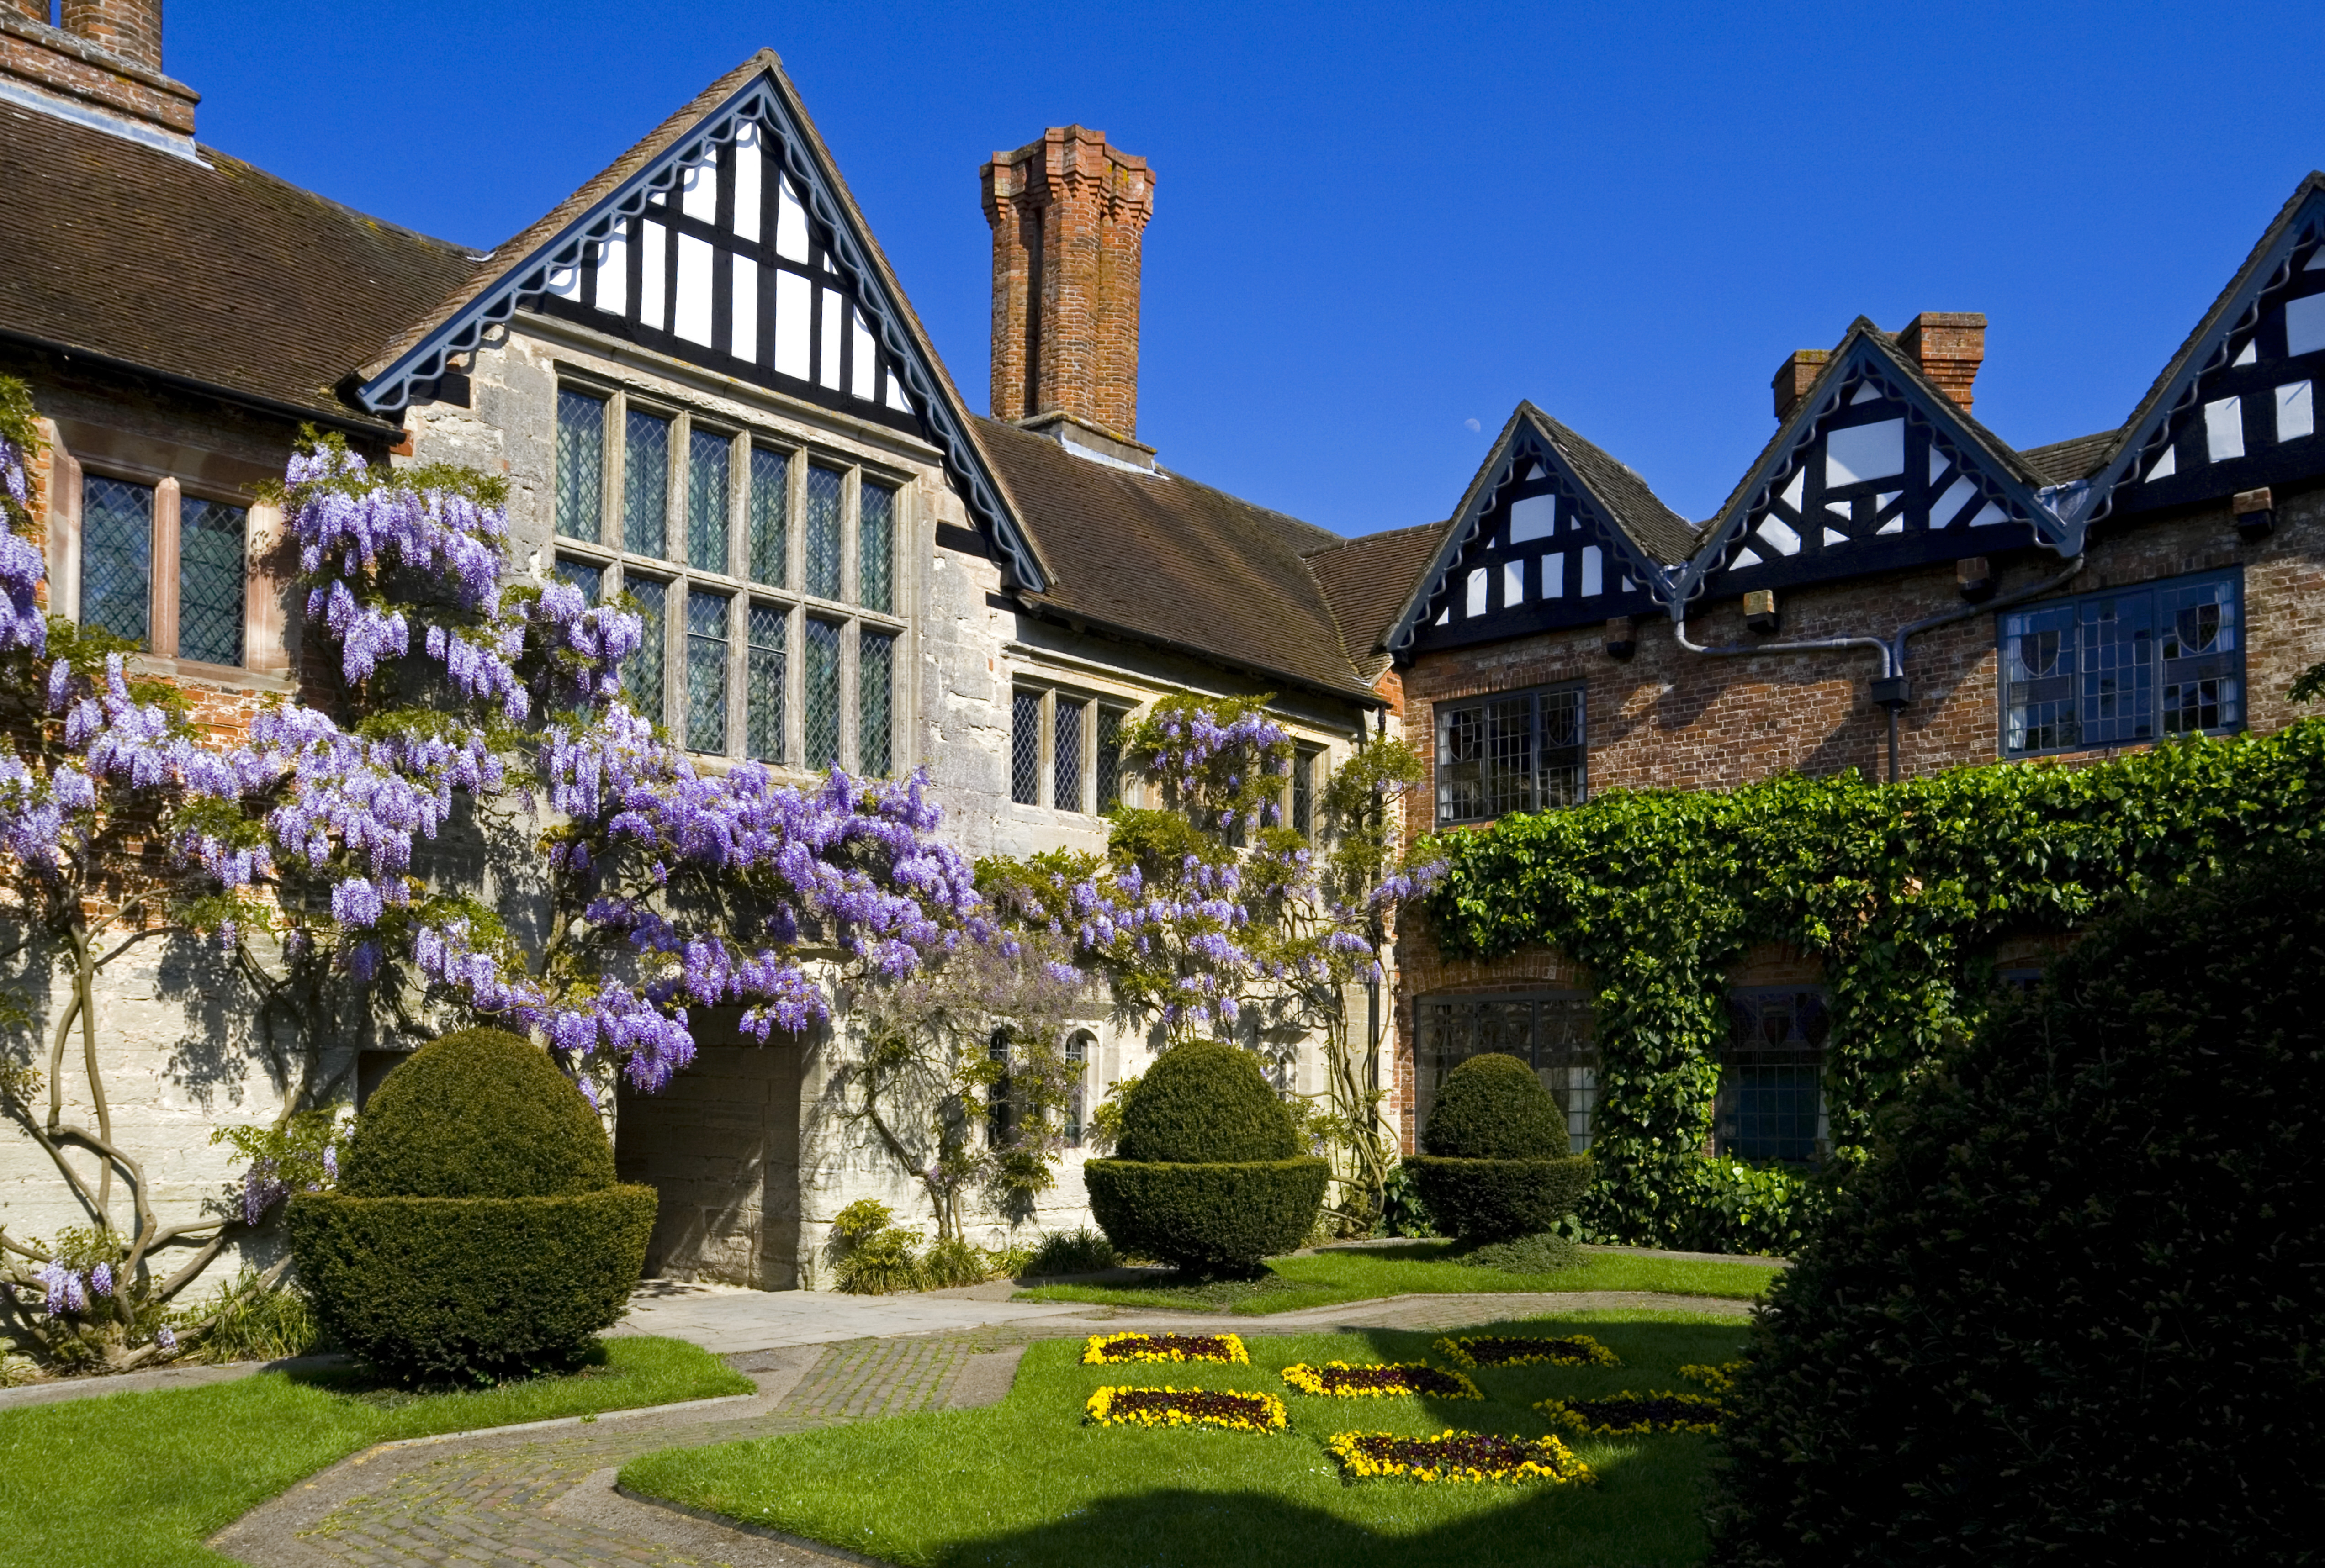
[340,1027,612,1198]
[288,1187,656,1382]
[1407,1155,1590,1241]
[1115,1040,1301,1163]
[1084,1157,1328,1271]
[1707,853,2325,1564]
[1422,1051,1567,1159]
[1419,720,2325,1249]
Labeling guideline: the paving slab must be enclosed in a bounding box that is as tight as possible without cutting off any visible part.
[611,1279,1108,1355]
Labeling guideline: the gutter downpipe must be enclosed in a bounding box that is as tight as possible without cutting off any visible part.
[1673,555,2087,784]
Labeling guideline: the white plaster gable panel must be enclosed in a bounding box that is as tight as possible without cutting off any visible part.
[1825,418,1904,486]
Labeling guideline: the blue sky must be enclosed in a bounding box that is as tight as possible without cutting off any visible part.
[175,1,2325,538]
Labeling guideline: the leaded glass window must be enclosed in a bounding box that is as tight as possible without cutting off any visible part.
[1063,1031,1091,1146]
[1716,989,1829,1163]
[1096,706,1127,812]
[687,429,730,574]
[624,578,667,719]
[1292,746,1319,839]
[803,617,842,770]
[556,389,605,542]
[554,555,603,602]
[81,475,153,647]
[178,496,245,666]
[987,1028,1015,1146]
[1053,697,1084,812]
[624,409,670,558]
[859,482,895,613]
[1413,993,1598,1153]
[749,446,788,586]
[859,629,895,776]
[1435,685,1585,825]
[2002,570,2243,757]
[805,464,842,600]
[747,604,785,763]
[1011,690,1041,805]
[685,590,729,753]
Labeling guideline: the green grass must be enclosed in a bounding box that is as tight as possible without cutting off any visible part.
[0,1336,749,1568]
[1011,1243,1779,1314]
[621,1311,1745,1568]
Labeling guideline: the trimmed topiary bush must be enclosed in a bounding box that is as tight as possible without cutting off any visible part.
[289,1029,655,1383]
[1707,855,2325,1564]
[1084,1041,1327,1272]
[1409,1053,1589,1241]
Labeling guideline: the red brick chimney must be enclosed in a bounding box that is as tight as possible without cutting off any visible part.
[1896,312,1986,412]
[982,127,1156,449]
[0,0,197,139]
[1771,348,1830,421]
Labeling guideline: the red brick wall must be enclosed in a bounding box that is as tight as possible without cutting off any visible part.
[1382,490,2325,1151]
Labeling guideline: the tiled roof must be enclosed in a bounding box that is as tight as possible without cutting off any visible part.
[972,416,1381,702]
[1303,521,1446,676]
[1522,405,1700,564]
[2020,429,2118,485]
[0,100,477,427]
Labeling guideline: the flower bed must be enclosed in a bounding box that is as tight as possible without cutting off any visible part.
[1680,1359,1746,1394]
[1536,1392,1726,1435]
[1431,1333,1618,1368]
[1082,1331,1250,1366]
[1325,1428,1594,1485]
[1083,1385,1287,1433]
[1280,1361,1482,1399]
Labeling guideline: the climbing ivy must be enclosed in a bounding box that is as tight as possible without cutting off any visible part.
[1419,722,2325,1246]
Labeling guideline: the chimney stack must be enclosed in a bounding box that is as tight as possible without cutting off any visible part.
[1896,311,1986,412]
[0,0,197,140]
[61,0,160,70]
[1771,348,1829,422]
[982,127,1155,450]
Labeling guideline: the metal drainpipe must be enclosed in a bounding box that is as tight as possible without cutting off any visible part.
[1674,555,2087,784]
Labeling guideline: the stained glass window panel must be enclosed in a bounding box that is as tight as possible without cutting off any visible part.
[2078,591,2154,746]
[859,629,895,776]
[685,590,729,754]
[1011,691,1040,805]
[805,464,842,600]
[859,482,895,612]
[1435,686,1585,824]
[623,578,667,721]
[2002,571,2243,757]
[624,409,670,558]
[747,604,785,763]
[2158,576,2241,736]
[556,389,605,542]
[1096,706,1127,812]
[748,446,788,586]
[803,618,842,770]
[178,496,245,666]
[2003,603,2078,754]
[1053,698,1083,812]
[687,429,730,574]
[1717,989,1830,1163]
[80,475,152,647]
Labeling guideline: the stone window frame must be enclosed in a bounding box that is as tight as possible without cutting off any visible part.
[1007,682,1136,817]
[551,375,911,774]
[42,431,286,683]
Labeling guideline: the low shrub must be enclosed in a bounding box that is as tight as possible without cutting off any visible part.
[288,1188,655,1382]
[832,1225,923,1295]
[170,1267,320,1364]
[1672,1155,1832,1257]
[1025,1226,1117,1277]
[1086,1040,1326,1271]
[918,1237,990,1290]
[291,1029,654,1382]
[1451,1231,1582,1273]
[1708,853,2325,1564]
[1378,1160,1437,1237]
[1083,1158,1329,1273]
[1409,1054,1589,1241]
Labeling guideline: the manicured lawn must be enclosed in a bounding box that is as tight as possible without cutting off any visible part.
[1012,1243,1779,1314]
[621,1311,1746,1568]
[0,1336,750,1568]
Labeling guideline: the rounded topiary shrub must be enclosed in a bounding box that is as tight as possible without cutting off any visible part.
[1084,1041,1327,1272]
[1409,1052,1589,1241]
[289,1029,657,1383]
[1707,855,2325,1565]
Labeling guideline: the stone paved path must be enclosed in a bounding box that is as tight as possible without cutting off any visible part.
[209,1290,1747,1567]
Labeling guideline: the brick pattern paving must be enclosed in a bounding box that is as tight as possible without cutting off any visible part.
[773,1325,1040,1421]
